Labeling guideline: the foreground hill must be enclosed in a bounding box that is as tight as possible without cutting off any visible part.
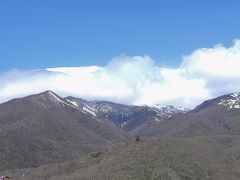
[0,91,128,171]
[6,135,240,180]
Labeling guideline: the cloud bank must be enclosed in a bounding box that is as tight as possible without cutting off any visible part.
[1,39,240,108]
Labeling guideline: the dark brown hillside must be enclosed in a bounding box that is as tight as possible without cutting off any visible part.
[0,91,128,171]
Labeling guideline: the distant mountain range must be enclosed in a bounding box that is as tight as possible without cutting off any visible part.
[0,90,240,172]
[64,96,189,132]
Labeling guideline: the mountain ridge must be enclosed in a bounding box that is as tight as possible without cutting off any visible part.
[64,96,189,131]
[1,90,240,172]
[193,92,240,112]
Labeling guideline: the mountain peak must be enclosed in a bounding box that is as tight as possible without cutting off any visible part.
[33,90,61,101]
[218,92,240,110]
[41,90,57,96]
[193,92,240,112]
[24,90,79,109]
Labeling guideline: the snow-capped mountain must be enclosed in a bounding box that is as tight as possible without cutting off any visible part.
[194,92,240,112]
[64,96,189,131]
[149,104,189,114]
[218,92,240,110]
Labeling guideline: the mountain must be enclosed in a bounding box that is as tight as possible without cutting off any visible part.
[134,92,240,138]
[2,91,240,179]
[64,97,189,132]
[183,92,240,136]
[0,91,189,171]
[194,92,240,112]
[0,91,128,171]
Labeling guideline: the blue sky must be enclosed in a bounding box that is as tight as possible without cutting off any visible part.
[1,0,240,107]
[1,0,240,71]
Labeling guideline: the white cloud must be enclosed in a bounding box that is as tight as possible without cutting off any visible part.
[181,39,240,98]
[1,39,240,108]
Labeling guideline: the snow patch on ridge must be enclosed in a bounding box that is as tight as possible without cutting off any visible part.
[65,97,97,117]
[83,106,97,117]
[218,93,240,110]
[48,91,78,109]
[119,121,127,128]
[151,104,189,113]
[66,99,79,107]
